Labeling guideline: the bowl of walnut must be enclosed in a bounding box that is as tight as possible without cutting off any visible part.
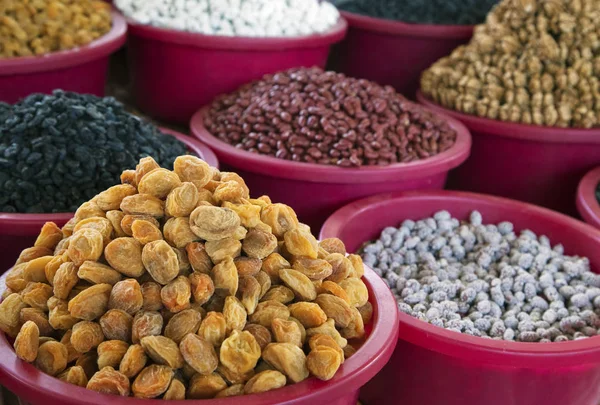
[0,155,399,405]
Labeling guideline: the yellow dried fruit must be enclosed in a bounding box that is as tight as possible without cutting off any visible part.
[215,384,245,398]
[136,157,161,186]
[163,378,186,400]
[100,309,133,342]
[190,205,241,241]
[141,335,184,369]
[198,311,227,347]
[141,281,164,311]
[339,278,369,308]
[242,228,278,259]
[271,318,302,347]
[262,343,309,383]
[187,372,227,399]
[161,276,192,313]
[244,370,287,394]
[173,155,213,190]
[21,282,53,310]
[261,285,295,305]
[20,307,53,337]
[14,321,40,362]
[163,217,199,249]
[67,229,104,266]
[69,283,112,320]
[279,269,317,301]
[206,238,242,263]
[138,168,182,199]
[260,204,299,238]
[358,302,374,325]
[314,294,353,328]
[306,318,347,348]
[120,194,165,218]
[120,344,148,378]
[131,219,163,245]
[58,366,89,387]
[307,345,342,381]
[309,334,344,364]
[243,323,272,351]
[211,256,238,296]
[132,365,174,399]
[180,333,219,375]
[319,238,346,255]
[142,240,180,285]
[341,307,366,340]
[74,202,105,223]
[48,297,78,331]
[164,308,202,343]
[187,242,213,274]
[261,253,290,284]
[77,261,122,285]
[106,210,127,238]
[249,300,290,327]
[109,279,143,315]
[255,271,272,299]
[0,293,26,335]
[6,265,28,292]
[73,217,113,245]
[220,330,261,374]
[189,272,215,306]
[16,246,53,266]
[105,237,145,278]
[223,296,247,333]
[35,341,68,376]
[34,222,64,251]
[347,254,365,278]
[325,253,353,283]
[284,229,319,259]
[293,257,333,280]
[132,311,163,344]
[238,276,261,315]
[76,351,99,379]
[97,340,129,369]
[71,321,104,353]
[23,255,53,283]
[320,280,350,304]
[87,367,130,396]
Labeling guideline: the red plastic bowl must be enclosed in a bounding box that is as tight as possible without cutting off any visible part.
[0,129,218,273]
[320,190,600,405]
[577,166,600,230]
[328,11,473,98]
[417,91,600,216]
[190,106,472,232]
[0,11,127,104]
[0,262,398,405]
[123,14,348,124]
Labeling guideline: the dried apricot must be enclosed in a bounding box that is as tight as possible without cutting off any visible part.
[48,297,78,330]
[339,278,369,307]
[76,351,99,379]
[319,280,350,304]
[94,184,138,211]
[141,281,163,311]
[223,296,247,333]
[223,202,261,228]
[166,182,200,217]
[87,366,130,396]
[242,229,277,259]
[211,256,238,297]
[14,321,39,362]
[347,254,365,278]
[106,210,127,238]
[23,255,53,282]
[73,217,113,245]
[164,309,202,343]
[255,271,272,299]
[249,300,290,328]
[186,242,213,274]
[100,309,133,342]
[319,238,346,255]
[261,253,290,284]
[260,204,299,238]
[0,293,27,334]
[135,157,161,186]
[238,276,261,315]
[121,215,160,237]
[341,307,365,340]
[109,279,143,315]
[35,341,68,376]
[306,319,347,348]
[67,229,104,266]
[243,324,272,351]
[358,302,373,325]
[69,283,112,320]
[16,246,53,266]
[190,205,241,241]
[142,240,179,285]
[120,344,148,378]
[74,202,105,223]
[6,265,28,292]
[132,364,174,398]
[284,229,318,259]
[141,335,184,369]
[215,384,245,398]
[189,273,215,306]
[105,238,145,278]
[138,168,182,199]
[173,155,212,190]
[271,318,302,347]
[163,378,186,400]
[132,311,163,344]
[120,194,165,218]
[260,285,295,304]
[325,254,353,283]
[217,363,255,385]
[308,334,344,364]
[180,334,219,375]
[21,282,53,310]
[187,372,227,399]
[97,340,129,369]
[293,257,333,280]
[244,370,286,394]
[262,343,308,383]
[58,366,88,387]
[34,222,64,251]
[131,219,163,245]
[71,321,104,353]
[163,217,199,249]
[279,269,317,301]
[77,261,122,285]
[315,294,353,328]
[20,308,53,336]
[206,238,242,263]
[307,345,342,381]
[161,276,191,313]
[220,330,261,374]
[198,312,227,347]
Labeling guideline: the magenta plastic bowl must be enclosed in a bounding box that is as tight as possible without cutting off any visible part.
[0,129,218,273]
[320,190,600,405]
[328,11,473,98]
[577,166,600,230]
[0,263,398,405]
[417,91,600,216]
[190,106,472,231]
[0,11,127,104]
[123,15,347,124]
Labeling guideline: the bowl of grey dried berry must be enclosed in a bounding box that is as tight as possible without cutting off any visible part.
[320,190,600,405]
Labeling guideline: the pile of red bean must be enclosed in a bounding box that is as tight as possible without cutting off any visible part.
[204,67,457,167]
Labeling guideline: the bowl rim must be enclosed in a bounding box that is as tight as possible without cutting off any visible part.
[577,166,600,230]
[122,11,348,50]
[338,9,475,39]
[190,106,472,184]
[416,90,600,144]
[0,10,127,76]
[0,266,399,405]
[0,128,218,225]
[320,189,600,367]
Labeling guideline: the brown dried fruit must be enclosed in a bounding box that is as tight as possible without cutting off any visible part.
[223,202,261,228]
[279,269,317,301]
[215,384,245,398]
[77,261,122,285]
[347,254,365,278]
[187,372,228,399]
[73,217,113,245]
[58,366,89,387]
[187,242,213,274]
[325,254,353,283]
[94,184,138,211]
[319,238,346,255]
[131,219,163,245]
[105,238,145,278]
[16,246,53,266]
[163,217,199,249]
[189,205,241,241]
[315,294,353,328]
[138,168,182,199]
[71,321,104,353]
[173,155,213,190]
[164,309,202,343]
[132,311,163,344]
[132,365,174,398]
[74,202,105,223]
[206,238,242,264]
[6,265,28,292]
[244,370,287,394]
[293,257,333,281]
[161,276,192,313]
[136,157,161,186]
[198,311,227,347]
[163,378,186,400]
[341,307,365,340]
[48,297,78,330]
[223,296,247,333]
[261,285,295,304]
[142,240,180,285]
[262,342,309,383]
[53,262,80,301]
[220,330,261,374]
[217,363,255,385]
[67,229,104,266]
[69,283,112,320]
[20,307,53,337]
[358,302,373,325]
[272,318,302,347]
[60,330,80,363]
[141,281,163,311]
[166,182,200,217]
[100,309,133,342]
[14,321,39,362]
[284,229,319,259]
[0,293,27,334]
[255,271,272,299]
[120,344,148,378]
[35,222,64,251]
[21,282,53,310]
[180,334,219,375]
[242,228,278,259]
[189,273,215,306]
[76,351,99,379]
[234,257,262,278]
[45,255,67,286]
[35,341,68,376]
[307,345,342,381]
[97,340,129,369]
[260,204,299,238]
[339,278,369,308]
[211,256,238,297]
[306,318,347,348]
[238,276,261,315]
[141,335,184,369]
[106,210,127,238]
[109,279,143,315]
[121,215,161,237]
[23,256,53,283]
[309,334,344,364]
[249,300,290,328]
[120,194,165,218]
[243,324,272,351]
[121,169,137,186]
[87,367,130,396]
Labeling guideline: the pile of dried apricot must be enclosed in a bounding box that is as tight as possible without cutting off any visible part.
[0,155,372,399]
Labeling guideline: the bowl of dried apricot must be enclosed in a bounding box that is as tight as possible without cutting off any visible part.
[0,155,399,404]
[0,2,127,103]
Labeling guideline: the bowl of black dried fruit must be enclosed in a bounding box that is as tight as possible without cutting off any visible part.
[577,167,600,230]
[0,91,218,272]
[327,0,498,97]
[191,67,472,231]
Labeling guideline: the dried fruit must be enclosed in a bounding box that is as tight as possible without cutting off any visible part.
[161,276,192,313]
[163,217,199,249]
[73,217,113,245]
[166,182,200,217]
[279,269,317,301]
[106,210,127,238]
[189,273,215,306]
[71,321,104,353]
[309,334,344,364]
[358,302,374,325]
[262,343,309,383]
[69,283,112,320]
[87,367,130,396]
[132,365,174,398]
[100,309,133,342]
[306,319,348,348]
[244,370,287,394]
[0,293,28,334]
[223,296,247,333]
[319,239,346,255]
[272,318,302,347]
[215,384,245,398]
[180,333,219,375]
[131,219,163,245]
[206,238,242,264]
[220,330,261,374]
[95,185,138,211]
[339,278,369,307]
[243,324,272,351]
[76,351,99,379]
[341,307,366,339]
[97,340,129,369]
[14,321,39,362]
[307,345,342,381]
[163,378,186,400]
[173,155,213,190]
[187,372,227,399]
[109,279,144,315]
[120,194,165,218]
[21,282,53,310]
[325,254,353,283]
[120,344,148,378]
[190,205,241,241]
[198,311,227,347]
[347,254,365,278]
[249,300,290,327]
[242,229,278,259]
[284,229,319,259]
[261,204,299,238]
[105,238,145,278]
[77,261,122,285]
[142,240,180,285]
[132,311,163,344]
[138,168,182,199]
[48,298,78,331]
[187,242,213,274]
[141,281,164,311]
[16,247,53,266]
[211,257,238,297]
[315,294,353,328]
[58,366,88,387]
[52,262,79,300]
[238,276,261,315]
[288,302,327,329]
[320,280,350,304]
[141,335,185,368]
[20,307,53,336]
[67,229,104,266]
[255,271,272,299]
[35,341,68,376]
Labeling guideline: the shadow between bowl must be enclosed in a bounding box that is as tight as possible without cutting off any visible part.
[577,167,600,230]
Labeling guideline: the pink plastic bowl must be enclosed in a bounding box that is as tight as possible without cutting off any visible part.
[0,11,127,104]
[0,263,398,405]
[577,166,600,230]
[329,11,473,98]
[190,106,472,231]
[417,91,600,216]
[0,129,218,273]
[320,190,600,405]
[123,15,348,124]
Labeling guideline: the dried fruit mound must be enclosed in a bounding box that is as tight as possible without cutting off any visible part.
[0,155,371,399]
[421,0,600,128]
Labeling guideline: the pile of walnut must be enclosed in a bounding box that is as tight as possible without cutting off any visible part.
[0,156,371,399]
[421,0,600,128]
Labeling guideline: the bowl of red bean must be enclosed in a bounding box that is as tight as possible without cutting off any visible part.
[190,67,472,231]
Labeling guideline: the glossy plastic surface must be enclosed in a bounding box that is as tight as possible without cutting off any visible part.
[0,263,398,405]
[124,15,347,124]
[417,91,600,215]
[577,166,600,230]
[0,129,218,272]
[320,190,600,405]
[0,11,127,103]
[329,11,473,98]
[190,106,472,230]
